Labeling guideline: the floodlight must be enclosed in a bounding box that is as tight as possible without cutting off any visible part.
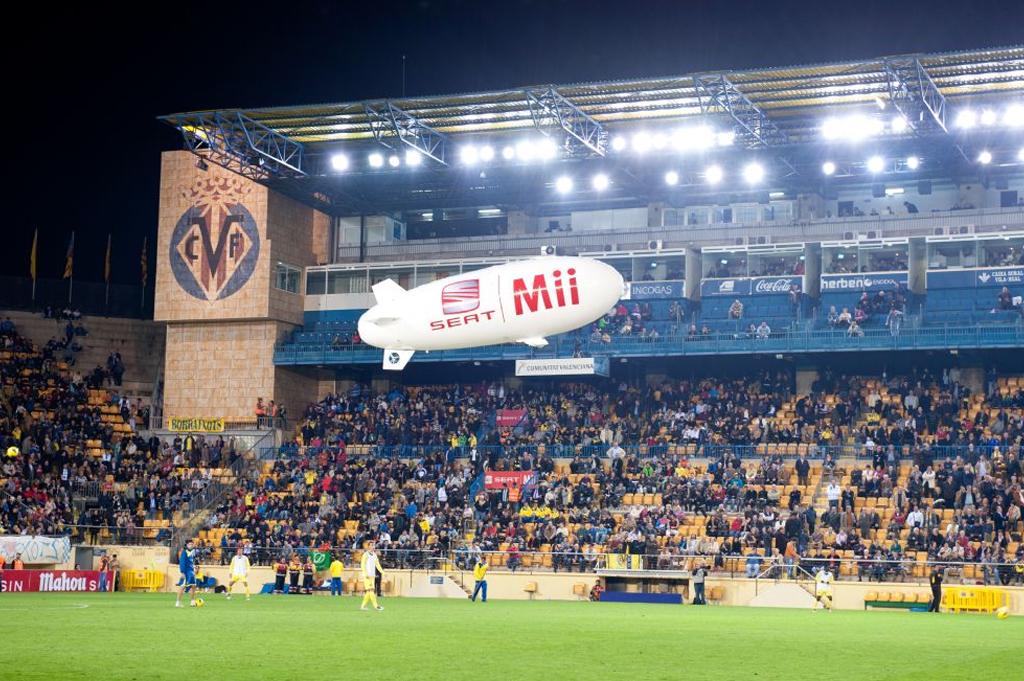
[330,154,349,171]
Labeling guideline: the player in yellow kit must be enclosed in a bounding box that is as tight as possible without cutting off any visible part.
[813,567,833,612]
[360,541,385,611]
[226,546,251,600]
[470,558,489,602]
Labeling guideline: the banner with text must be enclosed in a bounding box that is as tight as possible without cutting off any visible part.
[0,535,71,564]
[926,266,1024,290]
[700,276,801,298]
[820,272,908,292]
[701,278,751,297]
[0,570,111,593]
[627,280,685,300]
[495,409,528,428]
[484,470,537,502]
[167,417,225,433]
[515,357,610,377]
[750,276,802,295]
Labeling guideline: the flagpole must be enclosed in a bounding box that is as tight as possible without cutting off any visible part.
[30,229,38,306]
[105,234,111,311]
[67,230,74,305]
[140,237,147,312]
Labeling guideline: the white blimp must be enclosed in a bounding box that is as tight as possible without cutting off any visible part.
[358,256,625,370]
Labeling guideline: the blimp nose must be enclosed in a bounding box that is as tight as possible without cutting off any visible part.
[592,259,627,298]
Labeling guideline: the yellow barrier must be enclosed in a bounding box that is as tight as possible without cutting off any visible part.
[121,570,165,593]
[941,586,1008,613]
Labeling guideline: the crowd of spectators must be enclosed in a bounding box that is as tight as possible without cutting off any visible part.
[0,321,207,543]
[202,368,1024,583]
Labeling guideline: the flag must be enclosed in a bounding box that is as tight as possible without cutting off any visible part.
[63,232,75,279]
[30,229,38,280]
[104,234,112,284]
[141,237,148,286]
[310,549,331,571]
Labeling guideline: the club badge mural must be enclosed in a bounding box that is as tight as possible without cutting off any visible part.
[170,176,261,301]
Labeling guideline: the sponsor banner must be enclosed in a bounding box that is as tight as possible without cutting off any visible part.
[0,570,111,593]
[751,276,801,295]
[0,535,71,565]
[483,470,537,503]
[167,417,225,433]
[627,280,684,300]
[700,278,751,297]
[820,272,908,292]
[515,357,610,377]
[495,409,528,428]
[927,267,1024,290]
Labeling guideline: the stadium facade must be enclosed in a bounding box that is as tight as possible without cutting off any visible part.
[156,46,1024,422]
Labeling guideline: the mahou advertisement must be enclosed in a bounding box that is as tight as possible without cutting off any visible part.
[0,570,111,593]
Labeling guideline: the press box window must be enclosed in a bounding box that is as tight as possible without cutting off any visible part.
[275,262,301,293]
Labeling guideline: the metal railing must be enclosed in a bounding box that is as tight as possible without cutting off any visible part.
[38,524,173,546]
[336,206,1024,263]
[185,544,1024,587]
[256,442,1014,462]
[168,430,276,559]
[274,322,1024,365]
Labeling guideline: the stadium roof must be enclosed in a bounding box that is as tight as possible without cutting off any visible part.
[160,46,1024,215]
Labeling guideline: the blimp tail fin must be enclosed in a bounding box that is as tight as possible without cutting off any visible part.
[371,279,406,305]
[382,349,415,371]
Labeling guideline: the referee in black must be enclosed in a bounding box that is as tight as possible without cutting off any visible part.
[928,567,943,612]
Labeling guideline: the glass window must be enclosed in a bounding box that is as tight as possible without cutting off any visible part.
[980,236,1024,267]
[702,252,747,278]
[274,263,301,294]
[928,241,977,269]
[305,270,326,295]
[328,270,367,294]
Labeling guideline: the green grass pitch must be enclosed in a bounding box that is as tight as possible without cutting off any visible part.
[3,593,1019,681]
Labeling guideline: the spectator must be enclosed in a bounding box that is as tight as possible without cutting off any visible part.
[827,305,839,327]
[886,307,904,338]
[789,285,802,317]
[756,321,771,339]
[848,321,864,337]
[997,286,1014,311]
[729,300,744,320]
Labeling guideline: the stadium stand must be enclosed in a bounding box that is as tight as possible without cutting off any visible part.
[192,368,1024,584]
[0,319,233,544]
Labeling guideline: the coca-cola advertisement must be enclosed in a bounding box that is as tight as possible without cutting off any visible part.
[751,276,801,295]
[0,570,111,593]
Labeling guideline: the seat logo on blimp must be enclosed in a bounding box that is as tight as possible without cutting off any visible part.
[441,279,480,314]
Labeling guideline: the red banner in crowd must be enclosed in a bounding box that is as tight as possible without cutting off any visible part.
[495,409,527,428]
[0,570,111,593]
[484,470,536,502]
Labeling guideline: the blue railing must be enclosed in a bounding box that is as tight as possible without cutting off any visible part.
[274,322,1024,365]
[256,443,1004,462]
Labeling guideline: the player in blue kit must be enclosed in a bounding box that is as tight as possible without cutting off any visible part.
[175,539,198,608]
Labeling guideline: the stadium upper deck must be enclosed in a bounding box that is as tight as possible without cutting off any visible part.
[160,46,1024,217]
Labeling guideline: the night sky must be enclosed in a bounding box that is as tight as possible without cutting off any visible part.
[9,0,1023,285]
